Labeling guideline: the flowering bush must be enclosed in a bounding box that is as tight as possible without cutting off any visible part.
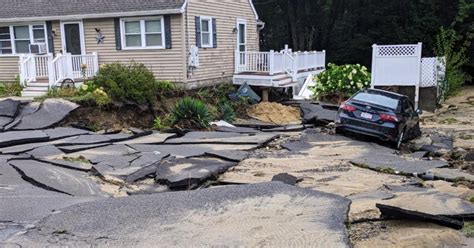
[311,63,371,103]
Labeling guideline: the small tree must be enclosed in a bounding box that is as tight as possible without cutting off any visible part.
[434,27,471,97]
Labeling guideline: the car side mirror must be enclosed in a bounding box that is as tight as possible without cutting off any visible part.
[416,109,423,115]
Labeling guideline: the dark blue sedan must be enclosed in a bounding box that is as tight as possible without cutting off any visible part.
[335,89,422,149]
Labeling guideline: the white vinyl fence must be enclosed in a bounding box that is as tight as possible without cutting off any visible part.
[371,43,446,108]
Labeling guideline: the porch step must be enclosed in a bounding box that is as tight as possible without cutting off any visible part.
[21,82,49,97]
[273,77,294,87]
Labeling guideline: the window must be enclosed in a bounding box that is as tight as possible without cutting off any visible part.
[14,26,30,53]
[0,27,12,54]
[200,17,213,47]
[121,17,164,49]
[0,24,47,55]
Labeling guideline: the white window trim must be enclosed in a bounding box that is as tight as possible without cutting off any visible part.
[0,22,48,56]
[236,19,247,52]
[200,16,213,48]
[60,20,86,55]
[120,16,166,50]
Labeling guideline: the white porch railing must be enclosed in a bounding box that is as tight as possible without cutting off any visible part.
[19,52,99,88]
[235,48,326,81]
[18,55,36,86]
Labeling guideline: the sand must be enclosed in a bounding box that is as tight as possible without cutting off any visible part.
[248,102,301,125]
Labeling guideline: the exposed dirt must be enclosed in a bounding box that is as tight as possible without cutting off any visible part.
[350,220,467,248]
[247,102,302,125]
[422,86,474,150]
[62,105,155,131]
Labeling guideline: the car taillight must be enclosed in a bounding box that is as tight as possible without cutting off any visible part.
[380,113,399,122]
[340,102,356,112]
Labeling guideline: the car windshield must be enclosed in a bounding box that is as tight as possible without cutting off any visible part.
[352,92,399,109]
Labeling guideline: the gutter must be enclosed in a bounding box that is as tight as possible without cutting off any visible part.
[0,8,184,23]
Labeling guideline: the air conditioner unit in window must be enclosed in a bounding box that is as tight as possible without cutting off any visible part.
[29,43,47,54]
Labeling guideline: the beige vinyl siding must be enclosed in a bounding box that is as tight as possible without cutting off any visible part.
[51,21,62,54]
[186,0,259,84]
[83,16,186,82]
[0,57,19,82]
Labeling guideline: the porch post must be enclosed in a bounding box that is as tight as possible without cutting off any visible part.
[371,44,377,89]
[47,53,55,88]
[18,55,26,86]
[234,50,239,74]
[304,51,308,71]
[269,50,275,76]
[65,53,74,79]
[92,52,99,74]
[292,52,298,81]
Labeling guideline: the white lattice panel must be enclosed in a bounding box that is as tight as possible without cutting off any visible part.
[421,58,437,87]
[371,43,423,86]
[377,45,417,57]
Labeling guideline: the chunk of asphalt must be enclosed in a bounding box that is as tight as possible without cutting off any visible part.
[9,160,107,197]
[115,132,175,145]
[0,162,97,224]
[376,190,474,229]
[214,126,261,134]
[131,144,257,158]
[232,118,280,129]
[26,145,65,159]
[271,173,299,185]
[7,182,351,247]
[261,125,308,133]
[376,204,464,229]
[93,152,170,183]
[299,102,337,124]
[156,157,237,189]
[0,116,14,130]
[0,130,49,148]
[0,136,79,155]
[68,144,138,163]
[43,127,91,140]
[282,129,350,152]
[204,150,250,162]
[60,134,112,145]
[165,131,278,145]
[57,143,112,153]
[35,158,93,172]
[0,99,20,117]
[426,168,474,182]
[3,102,41,131]
[351,153,448,175]
[465,151,474,162]
[13,99,79,130]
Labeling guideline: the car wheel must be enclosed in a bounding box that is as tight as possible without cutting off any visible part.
[410,123,422,139]
[396,130,405,149]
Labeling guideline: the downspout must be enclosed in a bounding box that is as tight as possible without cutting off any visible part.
[184,0,191,80]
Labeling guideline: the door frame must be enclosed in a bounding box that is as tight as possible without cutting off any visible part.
[236,19,247,52]
[236,19,247,68]
[60,20,85,55]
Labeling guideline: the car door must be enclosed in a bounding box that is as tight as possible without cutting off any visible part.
[400,98,413,128]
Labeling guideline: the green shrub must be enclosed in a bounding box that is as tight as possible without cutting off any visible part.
[311,63,371,103]
[435,27,471,97]
[218,103,236,122]
[92,62,157,105]
[171,97,212,129]
[0,79,23,97]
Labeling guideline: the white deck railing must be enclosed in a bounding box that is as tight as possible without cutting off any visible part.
[20,52,99,88]
[235,49,326,80]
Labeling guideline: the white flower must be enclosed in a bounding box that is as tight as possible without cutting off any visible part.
[352,69,357,74]
[350,81,354,85]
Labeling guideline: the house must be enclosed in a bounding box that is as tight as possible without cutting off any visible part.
[0,0,262,96]
[0,0,326,97]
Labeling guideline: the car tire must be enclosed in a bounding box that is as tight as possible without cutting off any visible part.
[410,123,422,139]
[395,130,405,150]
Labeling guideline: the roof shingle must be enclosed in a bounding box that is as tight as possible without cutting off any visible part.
[0,0,185,21]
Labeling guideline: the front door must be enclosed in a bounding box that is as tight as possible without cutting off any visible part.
[61,21,84,55]
[236,19,247,67]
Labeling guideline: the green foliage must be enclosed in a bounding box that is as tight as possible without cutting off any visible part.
[36,81,110,107]
[218,103,236,122]
[171,97,212,129]
[435,27,471,97]
[463,222,474,237]
[0,79,23,97]
[92,62,157,105]
[153,115,173,131]
[311,63,370,102]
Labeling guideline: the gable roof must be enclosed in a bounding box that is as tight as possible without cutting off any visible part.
[0,0,186,22]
